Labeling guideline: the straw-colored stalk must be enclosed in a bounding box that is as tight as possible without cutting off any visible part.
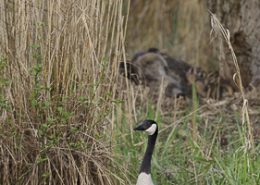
[209,12,254,151]
[0,0,129,184]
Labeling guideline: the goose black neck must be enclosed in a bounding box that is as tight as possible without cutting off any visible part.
[139,128,158,174]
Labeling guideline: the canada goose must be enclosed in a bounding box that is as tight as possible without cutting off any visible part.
[186,67,234,99]
[119,48,193,98]
[134,120,158,185]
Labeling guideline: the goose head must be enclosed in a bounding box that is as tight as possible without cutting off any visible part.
[134,120,158,135]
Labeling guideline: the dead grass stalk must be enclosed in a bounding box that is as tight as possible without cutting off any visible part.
[209,12,255,151]
[0,0,129,184]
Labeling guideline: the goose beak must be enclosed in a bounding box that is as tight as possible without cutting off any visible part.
[134,122,145,131]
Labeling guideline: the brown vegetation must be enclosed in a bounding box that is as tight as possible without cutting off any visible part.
[0,0,259,184]
[0,0,128,184]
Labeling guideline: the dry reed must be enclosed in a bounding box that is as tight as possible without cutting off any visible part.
[209,12,254,150]
[0,0,129,184]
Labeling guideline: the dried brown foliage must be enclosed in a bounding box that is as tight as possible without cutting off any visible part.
[0,0,128,184]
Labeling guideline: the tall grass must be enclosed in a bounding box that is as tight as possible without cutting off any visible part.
[210,12,254,150]
[0,0,129,184]
[1,0,259,185]
[113,2,260,185]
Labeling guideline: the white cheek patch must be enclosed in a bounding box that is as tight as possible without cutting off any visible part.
[145,124,157,135]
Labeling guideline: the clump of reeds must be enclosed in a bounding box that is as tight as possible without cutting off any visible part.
[0,0,129,184]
